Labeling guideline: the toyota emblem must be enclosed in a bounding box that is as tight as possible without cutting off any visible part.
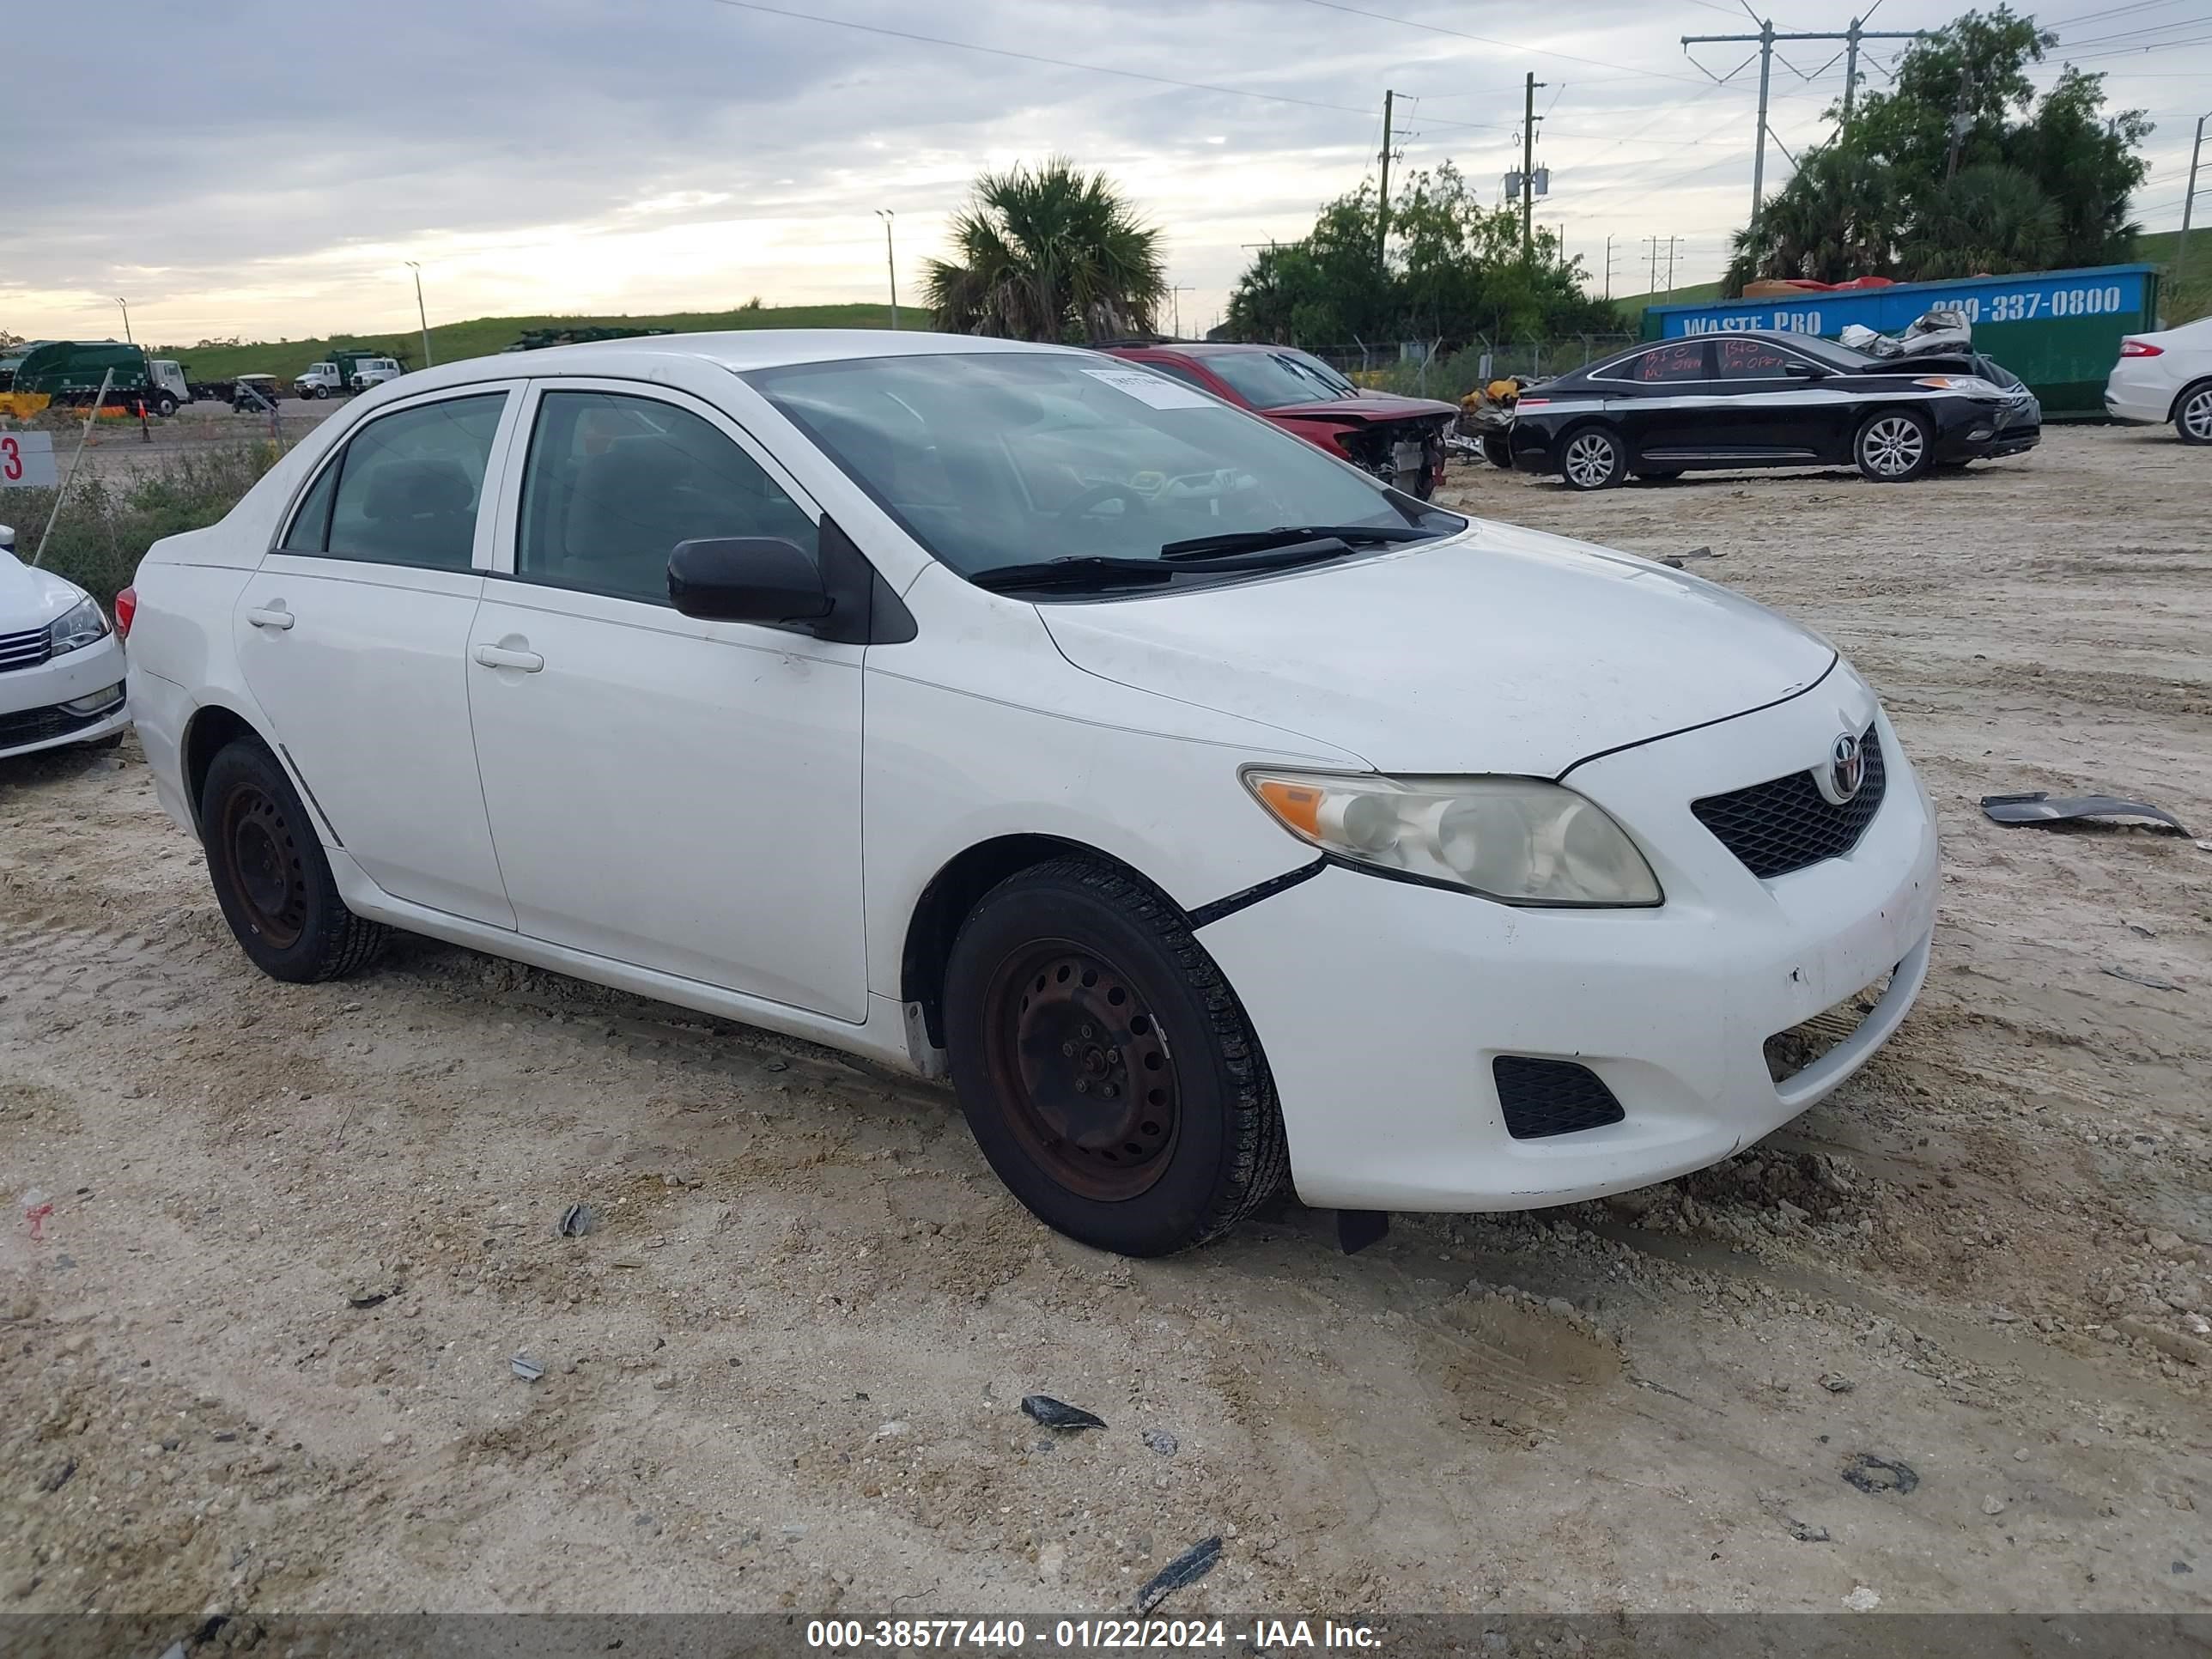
[1824,732,1866,805]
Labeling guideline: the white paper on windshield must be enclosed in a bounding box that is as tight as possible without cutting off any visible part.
[1079,367,1217,410]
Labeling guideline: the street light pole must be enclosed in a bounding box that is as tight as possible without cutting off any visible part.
[875,210,898,330]
[404,262,434,368]
[114,297,132,344]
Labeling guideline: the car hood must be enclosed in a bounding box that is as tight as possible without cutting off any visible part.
[0,550,88,629]
[1040,521,1837,775]
[1265,392,1458,424]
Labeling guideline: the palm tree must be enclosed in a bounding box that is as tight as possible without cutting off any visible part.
[1725,144,1901,293]
[1905,164,2062,280]
[924,160,1167,342]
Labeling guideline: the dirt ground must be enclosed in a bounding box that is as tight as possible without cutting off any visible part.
[2,424,2207,1621]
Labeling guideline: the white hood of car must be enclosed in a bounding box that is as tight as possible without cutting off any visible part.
[0,550,88,629]
[1040,520,1837,775]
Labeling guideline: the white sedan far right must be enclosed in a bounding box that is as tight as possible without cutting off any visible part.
[2104,313,2212,442]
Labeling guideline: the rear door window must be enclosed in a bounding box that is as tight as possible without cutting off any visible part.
[1625,343,1712,383]
[513,390,817,606]
[286,393,507,568]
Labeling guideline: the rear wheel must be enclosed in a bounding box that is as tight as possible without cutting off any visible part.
[1480,432,1514,470]
[199,738,388,982]
[2176,381,2212,446]
[1855,410,1933,482]
[942,855,1287,1256]
[1559,424,1627,490]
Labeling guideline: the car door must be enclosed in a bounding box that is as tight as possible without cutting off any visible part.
[465,380,867,1021]
[233,386,521,927]
[1593,341,1716,460]
[1705,336,1837,459]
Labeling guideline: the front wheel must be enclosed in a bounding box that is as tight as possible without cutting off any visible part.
[1559,425,1627,490]
[1855,410,1933,482]
[2176,381,2212,446]
[312,385,329,400]
[942,856,1288,1256]
[154,394,178,418]
[1481,431,1513,471]
[199,738,389,982]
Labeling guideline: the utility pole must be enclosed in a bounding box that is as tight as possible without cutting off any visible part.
[1665,236,1680,300]
[1841,16,1864,125]
[1603,233,1615,301]
[875,210,898,329]
[114,297,132,344]
[1378,89,1395,273]
[1169,285,1194,338]
[2175,113,2206,301]
[1522,72,1544,258]
[1684,20,1924,229]
[1645,234,1662,295]
[1945,62,1976,180]
[404,262,434,368]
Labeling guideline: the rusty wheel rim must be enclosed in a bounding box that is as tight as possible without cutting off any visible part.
[217,782,307,950]
[982,941,1182,1202]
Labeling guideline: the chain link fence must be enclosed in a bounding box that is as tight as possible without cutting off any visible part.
[1304,336,1637,400]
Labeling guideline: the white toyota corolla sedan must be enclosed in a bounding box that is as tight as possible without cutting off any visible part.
[122,331,1938,1255]
[0,523,131,760]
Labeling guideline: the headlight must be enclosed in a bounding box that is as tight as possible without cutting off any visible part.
[1243,769,1662,907]
[1913,375,2002,398]
[48,597,111,657]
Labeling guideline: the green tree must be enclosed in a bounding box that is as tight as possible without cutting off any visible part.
[1225,162,1611,346]
[1724,7,2149,291]
[923,159,1166,343]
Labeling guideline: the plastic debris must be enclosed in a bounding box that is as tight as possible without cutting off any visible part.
[1841,1453,1919,1495]
[2103,967,2182,993]
[510,1352,544,1382]
[1020,1395,1106,1431]
[21,1188,52,1242]
[1980,792,2189,836]
[1134,1535,1223,1613]
[558,1203,598,1238]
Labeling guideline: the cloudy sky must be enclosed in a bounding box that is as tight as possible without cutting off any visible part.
[5,0,2206,348]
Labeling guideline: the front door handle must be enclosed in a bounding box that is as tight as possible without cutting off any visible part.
[246,606,294,630]
[473,643,544,672]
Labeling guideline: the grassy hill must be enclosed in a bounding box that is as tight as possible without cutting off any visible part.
[155,301,898,380]
[1605,227,2209,330]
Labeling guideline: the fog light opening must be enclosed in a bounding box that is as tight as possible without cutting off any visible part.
[60,684,125,716]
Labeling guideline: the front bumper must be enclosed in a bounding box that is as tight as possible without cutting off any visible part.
[1200,689,1939,1212]
[0,633,130,760]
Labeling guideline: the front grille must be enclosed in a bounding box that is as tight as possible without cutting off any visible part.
[1692,726,1887,879]
[0,701,106,750]
[1493,1056,1626,1139]
[0,626,52,673]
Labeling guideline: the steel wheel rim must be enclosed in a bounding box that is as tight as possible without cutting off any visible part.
[1862,416,1924,476]
[1565,433,1615,488]
[2183,390,2212,441]
[981,941,1182,1202]
[217,783,308,949]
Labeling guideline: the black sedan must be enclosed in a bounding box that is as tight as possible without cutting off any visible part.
[1509,331,2040,489]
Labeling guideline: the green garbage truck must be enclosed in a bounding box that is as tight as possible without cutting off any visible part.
[9,340,192,416]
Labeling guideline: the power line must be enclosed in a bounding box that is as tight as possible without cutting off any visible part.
[1288,0,1722,86]
[2041,0,2194,27]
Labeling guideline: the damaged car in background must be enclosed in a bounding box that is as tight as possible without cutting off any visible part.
[1104,340,1458,497]
[1509,321,2041,489]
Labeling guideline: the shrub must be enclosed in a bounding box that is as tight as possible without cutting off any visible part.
[5,444,276,607]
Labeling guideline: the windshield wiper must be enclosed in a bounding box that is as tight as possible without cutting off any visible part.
[969,556,1176,592]
[1158,523,1435,561]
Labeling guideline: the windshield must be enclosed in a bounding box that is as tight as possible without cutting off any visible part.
[1201,349,1361,410]
[747,351,1461,582]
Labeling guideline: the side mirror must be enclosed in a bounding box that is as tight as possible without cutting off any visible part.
[1784,361,1824,379]
[667,537,833,627]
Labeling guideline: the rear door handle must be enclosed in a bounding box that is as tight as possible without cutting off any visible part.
[246,606,294,630]
[473,643,544,672]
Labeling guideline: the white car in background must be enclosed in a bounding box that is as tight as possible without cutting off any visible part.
[2105,314,2212,443]
[120,331,1939,1256]
[0,524,129,759]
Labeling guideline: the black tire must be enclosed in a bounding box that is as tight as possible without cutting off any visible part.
[1558,423,1627,490]
[154,394,177,418]
[1854,409,1934,482]
[199,738,388,983]
[2175,380,2212,446]
[312,385,329,400]
[1481,432,1514,471]
[942,855,1288,1256]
